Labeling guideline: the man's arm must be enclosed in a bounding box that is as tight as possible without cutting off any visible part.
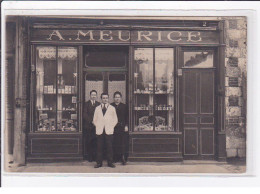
[112,108,118,128]
[124,105,129,132]
[92,107,98,127]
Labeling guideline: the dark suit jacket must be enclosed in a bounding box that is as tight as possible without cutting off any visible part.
[83,100,100,131]
[111,102,128,131]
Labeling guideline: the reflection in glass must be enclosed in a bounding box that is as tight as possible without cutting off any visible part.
[184,51,213,68]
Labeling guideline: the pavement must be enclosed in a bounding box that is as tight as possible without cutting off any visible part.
[6,160,246,174]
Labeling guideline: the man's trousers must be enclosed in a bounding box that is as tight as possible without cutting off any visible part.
[96,130,113,165]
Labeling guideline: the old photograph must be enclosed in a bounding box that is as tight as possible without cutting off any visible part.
[2,11,247,174]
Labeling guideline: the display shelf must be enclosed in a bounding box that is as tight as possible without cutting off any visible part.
[134,106,173,111]
[57,110,77,112]
[134,91,173,94]
[37,109,56,111]
[37,108,76,111]
[57,93,77,95]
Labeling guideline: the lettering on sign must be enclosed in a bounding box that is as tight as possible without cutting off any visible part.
[32,29,219,44]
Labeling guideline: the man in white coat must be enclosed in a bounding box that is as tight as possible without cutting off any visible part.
[93,93,118,168]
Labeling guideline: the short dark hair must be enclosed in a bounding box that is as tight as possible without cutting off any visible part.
[114,91,122,98]
[100,92,109,98]
[90,90,97,95]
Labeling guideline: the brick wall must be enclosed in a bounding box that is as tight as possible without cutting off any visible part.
[223,17,247,158]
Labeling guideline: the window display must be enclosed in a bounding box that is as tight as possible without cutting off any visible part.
[35,46,78,132]
[133,48,175,132]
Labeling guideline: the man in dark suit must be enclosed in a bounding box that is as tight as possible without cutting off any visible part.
[111,91,129,165]
[83,90,100,162]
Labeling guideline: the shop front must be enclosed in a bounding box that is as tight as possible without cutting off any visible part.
[26,18,226,162]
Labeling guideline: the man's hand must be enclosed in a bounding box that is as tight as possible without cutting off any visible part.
[124,126,128,132]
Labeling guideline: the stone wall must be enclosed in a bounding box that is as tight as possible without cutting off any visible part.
[223,17,247,158]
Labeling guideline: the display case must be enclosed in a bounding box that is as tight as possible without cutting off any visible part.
[35,46,78,132]
[133,48,175,132]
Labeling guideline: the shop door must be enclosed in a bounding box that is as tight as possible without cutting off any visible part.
[83,72,127,158]
[180,50,216,160]
[82,46,128,159]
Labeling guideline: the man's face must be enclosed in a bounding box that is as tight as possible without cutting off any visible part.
[90,92,97,101]
[101,95,109,104]
[114,94,122,104]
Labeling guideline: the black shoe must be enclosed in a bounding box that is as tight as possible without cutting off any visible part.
[94,163,102,168]
[121,155,126,165]
[107,163,116,168]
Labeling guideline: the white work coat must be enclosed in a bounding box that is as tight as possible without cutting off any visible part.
[93,104,118,135]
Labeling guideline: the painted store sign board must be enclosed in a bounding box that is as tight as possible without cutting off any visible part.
[31,29,220,44]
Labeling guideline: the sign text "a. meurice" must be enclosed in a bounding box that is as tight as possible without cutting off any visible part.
[47,30,202,42]
[31,29,219,44]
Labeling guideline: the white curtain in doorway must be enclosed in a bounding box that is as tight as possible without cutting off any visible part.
[85,81,103,102]
[108,80,126,104]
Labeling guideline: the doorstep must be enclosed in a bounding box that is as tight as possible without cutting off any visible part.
[182,160,227,165]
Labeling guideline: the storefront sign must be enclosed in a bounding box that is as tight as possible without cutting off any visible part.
[31,29,219,44]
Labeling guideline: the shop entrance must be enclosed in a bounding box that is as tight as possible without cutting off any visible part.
[180,49,216,160]
[82,46,128,159]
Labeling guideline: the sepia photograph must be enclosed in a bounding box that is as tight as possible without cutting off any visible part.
[1,2,250,178]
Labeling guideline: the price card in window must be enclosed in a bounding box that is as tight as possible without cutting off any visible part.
[72,96,77,103]
[71,114,77,120]
[40,113,48,120]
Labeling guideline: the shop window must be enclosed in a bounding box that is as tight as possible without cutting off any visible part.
[133,48,175,132]
[35,46,78,132]
[184,51,214,68]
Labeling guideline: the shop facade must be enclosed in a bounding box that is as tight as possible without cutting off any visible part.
[5,16,247,164]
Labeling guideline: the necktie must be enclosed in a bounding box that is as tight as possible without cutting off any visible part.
[102,104,107,115]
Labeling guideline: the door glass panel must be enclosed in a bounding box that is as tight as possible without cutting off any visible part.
[154,48,174,131]
[85,73,103,102]
[57,47,78,132]
[184,51,214,68]
[108,74,126,103]
[133,48,154,131]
